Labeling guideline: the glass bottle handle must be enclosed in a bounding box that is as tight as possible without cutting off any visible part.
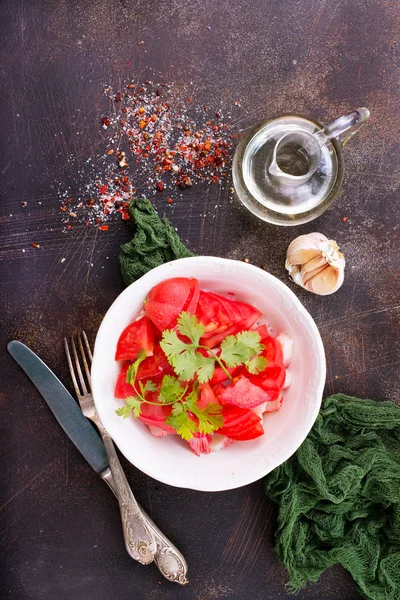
[323,107,370,147]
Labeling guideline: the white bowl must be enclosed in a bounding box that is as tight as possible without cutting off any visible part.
[92,256,326,492]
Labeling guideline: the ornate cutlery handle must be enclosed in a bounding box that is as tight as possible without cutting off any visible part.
[101,430,157,565]
[102,468,188,585]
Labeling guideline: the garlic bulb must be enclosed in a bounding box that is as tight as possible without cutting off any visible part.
[285,233,345,295]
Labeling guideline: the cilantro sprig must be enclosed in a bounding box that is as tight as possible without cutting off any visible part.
[160,312,268,382]
[115,355,223,441]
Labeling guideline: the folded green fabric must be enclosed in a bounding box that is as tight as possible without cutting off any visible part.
[119,198,195,286]
[265,394,400,600]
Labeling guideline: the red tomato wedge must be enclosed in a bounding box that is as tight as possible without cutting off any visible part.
[136,345,174,381]
[197,383,217,409]
[138,391,175,433]
[261,336,284,366]
[145,277,199,331]
[217,405,262,437]
[114,363,133,399]
[115,315,155,361]
[196,291,262,348]
[227,421,264,441]
[250,365,286,393]
[220,375,271,408]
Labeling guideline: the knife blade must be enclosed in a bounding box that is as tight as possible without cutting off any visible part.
[7,340,108,474]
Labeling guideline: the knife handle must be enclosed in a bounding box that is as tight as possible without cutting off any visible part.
[101,468,189,585]
[101,431,157,565]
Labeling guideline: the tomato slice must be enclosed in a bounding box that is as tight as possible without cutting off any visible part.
[254,324,269,341]
[209,365,240,385]
[114,363,133,399]
[197,383,217,409]
[220,375,271,408]
[227,421,264,441]
[145,277,198,331]
[136,345,174,381]
[138,391,175,432]
[182,279,200,313]
[251,365,286,391]
[115,315,155,361]
[217,404,262,437]
[261,336,284,366]
[196,291,262,348]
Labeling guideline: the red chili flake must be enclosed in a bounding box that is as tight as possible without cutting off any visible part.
[167,197,173,203]
[204,140,211,151]
[342,216,348,222]
[100,184,108,194]
[139,119,146,129]
[102,117,111,127]
[156,181,164,192]
[137,41,144,46]
[98,225,109,231]
[188,97,193,102]
[31,243,40,248]
[115,92,122,102]
[106,149,114,155]
[139,106,145,114]
[122,210,130,220]
[21,201,27,207]
[215,112,221,118]
[126,61,131,66]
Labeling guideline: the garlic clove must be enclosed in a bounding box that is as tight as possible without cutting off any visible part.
[286,248,321,266]
[300,254,328,275]
[307,265,343,295]
[301,263,329,286]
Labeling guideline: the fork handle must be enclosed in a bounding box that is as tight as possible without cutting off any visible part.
[100,430,157,565]
[101,468,189,585]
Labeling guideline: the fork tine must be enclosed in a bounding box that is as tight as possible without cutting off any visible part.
[71,335,88,396]
[82,331,93,363]
[78,332,92,392]
[64,337,82,399]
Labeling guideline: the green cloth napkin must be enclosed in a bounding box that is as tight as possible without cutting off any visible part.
[118,201,400,600]
[119,198,194,286]
[265,394,400,600]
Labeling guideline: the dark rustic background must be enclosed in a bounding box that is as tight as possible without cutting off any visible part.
[1,1,399,599]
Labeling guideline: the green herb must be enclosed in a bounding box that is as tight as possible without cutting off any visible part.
[160,312,267,383]
[165,384,223,440]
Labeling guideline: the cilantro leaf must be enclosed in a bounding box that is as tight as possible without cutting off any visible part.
[177,312,205,345]
[246,355,268,375]
[126,350,148,386]
[139,380,158,396]
[115,405,132,419]
[172,350,215,382]
[220,331,264,367]
[116,396,142,419]
[166,403,197,440]
[186,394,224,435]
[160,330,190,358]
[159,375,185,404]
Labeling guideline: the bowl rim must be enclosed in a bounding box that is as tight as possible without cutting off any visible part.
[92,256,326,491]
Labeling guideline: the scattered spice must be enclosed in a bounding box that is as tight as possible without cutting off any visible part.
[342,216,348,222]
[167,197,173,203]
[32,243,40,248]
[59,79,239,227]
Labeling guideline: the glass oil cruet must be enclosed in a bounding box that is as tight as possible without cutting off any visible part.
[232,108,370,225]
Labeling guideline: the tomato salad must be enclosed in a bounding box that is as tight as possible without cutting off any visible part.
[114,277,292,455]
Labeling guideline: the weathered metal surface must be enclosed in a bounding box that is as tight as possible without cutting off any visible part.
[1,0,399,598]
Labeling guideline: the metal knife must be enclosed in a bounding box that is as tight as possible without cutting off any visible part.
[7,340,188,585]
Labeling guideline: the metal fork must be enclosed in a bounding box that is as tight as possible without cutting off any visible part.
[65,332,188,584]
